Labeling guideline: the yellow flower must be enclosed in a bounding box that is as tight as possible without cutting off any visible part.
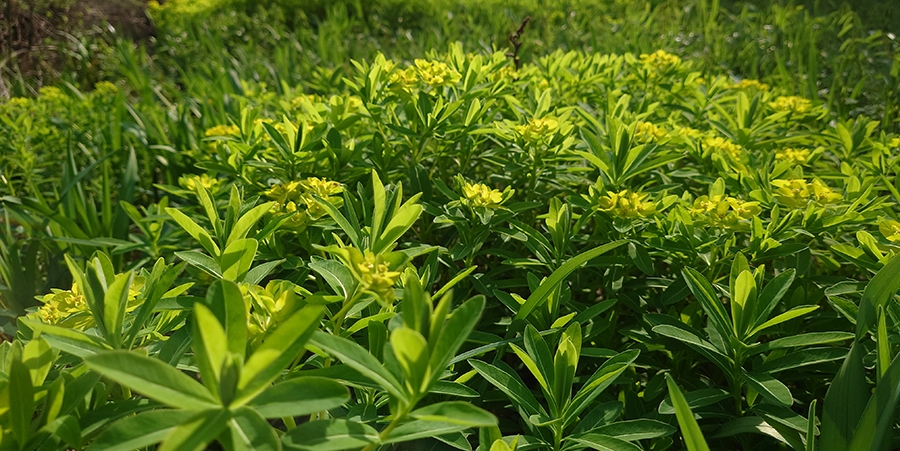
[38,86,68,103]
[37,276,145,329]
[515,117,560,144]
[5,97,29,108]
[704,137,743,159]
[775,148,811,165]
[673,126,703,139]
[492,65,520,81]
[772,179,810,208]
[730,79,770,91]
[414,59,461,87]
[179,174,221,192]
[809,179,842,205]
[462,182,506,208]
[596,189,656,218]
[889,137,900,148]
[879,219,900,242]
[390,67,419,92]
[634,121,667,143]
[727,198,762,219]
[205,124,240,137]
[639,50,681,72]
[770,96,812,114]
[93,81,119,96]
[690,195,760,228]
[266,178,344,228]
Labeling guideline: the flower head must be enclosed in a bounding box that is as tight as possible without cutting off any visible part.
[179,174,222,192]
[205,124,240,137]
[515,117,560,144]
[770,96,812,114]
[634,121,667,143]
[704,137,743,159]
[640,50,681,72]
[771,179,810,208]
[596,189,656,218]
[462,182,508,208]
[729,79,770,91]
[775,148,811,165]
[879,219,900,242]
[809,179,842,205]
[414,60,461,87]
[266,178,344,229]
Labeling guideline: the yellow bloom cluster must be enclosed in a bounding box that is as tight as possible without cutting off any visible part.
[5,97,29,108]
[775,148,811,165]
[462,182,506,208]
[634,121,667,142]
[492,65,520,82]
[596,189,656,218]
[265,177,344,228]
[673,126,703,139]
[94,81,119,96]
[414,59,462,87]
[640,50,682,72]
[889,138,900,148]
[704,137,743,159]
[37,276,145,329]
[690,195,762,228]
[354,250,402,301]
[205,124,240,137]
[390,67,419,92]
[516,117,560,144]
[179,173,221,192]
[730,79,770,91]
[771,178,842,207]
[879,219,900,242]
[770,96,812,114]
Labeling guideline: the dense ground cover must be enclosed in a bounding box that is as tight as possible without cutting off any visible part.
[2,0,900,449]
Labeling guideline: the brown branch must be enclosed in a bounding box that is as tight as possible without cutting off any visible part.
[506,16,531,71]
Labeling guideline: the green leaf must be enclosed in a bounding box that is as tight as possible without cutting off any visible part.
[102,271,134,348]
[308,257,358,299]
[86,410,196,451]
[732,271,755,339]
[281,419,380,451]
[469,359,546,418]
[166,208,220,257]
[204,280,249,357]
[220,238,258,282]
[225,407,279,451]
[372,197,423,255]
[226,202,275,246]
[521,325,553,395]
[628,242,654,276]
[193,303,228,394]
[512,241,626,329]
[876,306,890,382]
[21,336,53,386]
[749,332,854,355]
[84,351,218,410]
[588,419,676,441]
[309,330,407,403]
[410,401,497,427]
[175,251,223,279]
[10,359,34,448]
[821,344,867,451]
[249,377,349,418]
[682,267,734,343]
[40,414,82,449]
[158,408,230,451]
[390,327,429,392]
[806,400,817,451]
[658,388,731,415]
[426,295,485,388]
[856,253,900,339]
[564,350,639,425]
[311,195,360,249]
[381,420,475,445]
[746,305,818,338]
[749,270,796,333]
[665,375,711,451]
[370,171,387,244]
[236,305,325,404]
[568,434,642,451]
[758,348,849,373]
[744,371,793,406]
[847,350,900,450]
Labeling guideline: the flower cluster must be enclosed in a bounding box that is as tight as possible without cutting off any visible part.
[770,96,812,114]
[595,189,656,218]
[205,124,240,137]
[729,79,770,91]
[515,117,560,144]
[639,50,682,72]
[690,195,762,229]
[37,276,145,329]
[772,178,842,207]
[673,126,703,139]
[265,177,343,229]
[704,137,744,159]
[889,137,900,148]
[775,148,811,165]
[879,219,900,242]
[634,121,667,143]
[389,67,420,93]
[461,182,511,209]
[179,173,222,192]
[414,59,462,87]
